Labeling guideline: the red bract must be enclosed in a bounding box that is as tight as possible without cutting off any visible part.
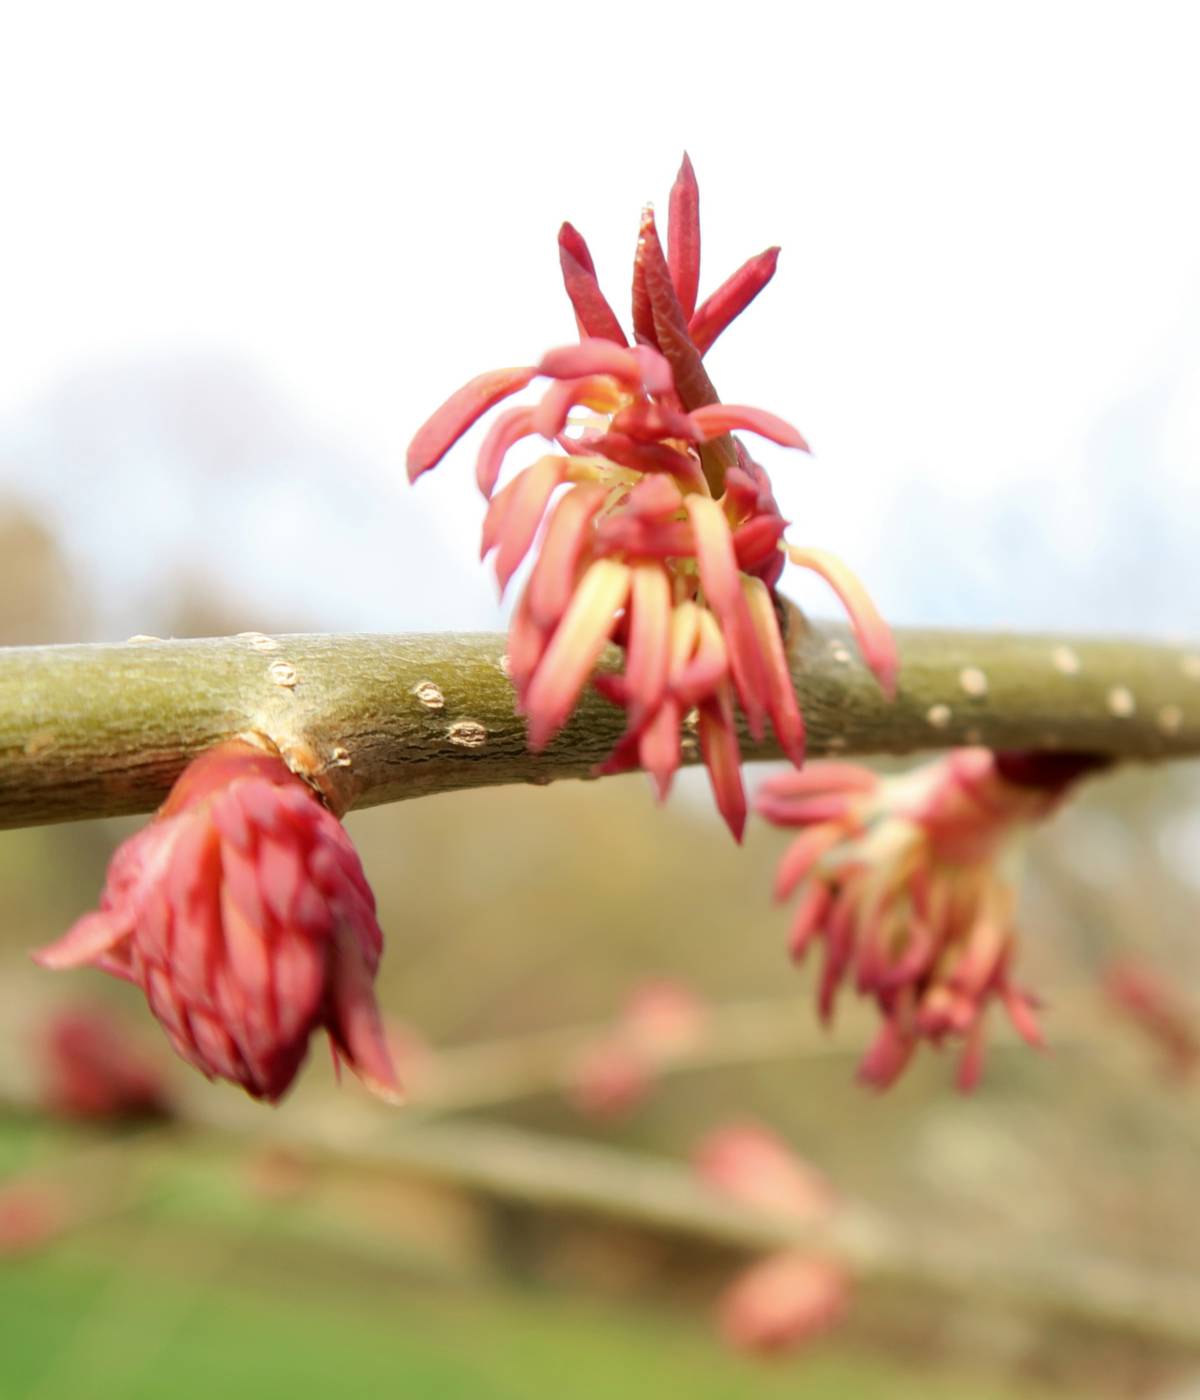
[35,742,399,1105]
[756,749,1104,1090]
[407,155,895,839]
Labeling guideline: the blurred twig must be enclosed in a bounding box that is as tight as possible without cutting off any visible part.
[2,613,1198,828]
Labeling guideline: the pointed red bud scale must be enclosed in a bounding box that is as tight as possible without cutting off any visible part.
[688,247,780,355]
[667,153,701,320]
[631,209,659,349]
[407,366,536,482]
[558,223,628,345]
[637,207,719,413]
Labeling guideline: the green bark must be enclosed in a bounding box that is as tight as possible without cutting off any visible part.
[1,610,1197,829]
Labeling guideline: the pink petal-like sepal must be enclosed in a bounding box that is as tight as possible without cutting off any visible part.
[786,546,898,699]
[522,558,632,750]
[690,404,811,453]
[35,742,400,1105]
[407,367,536,483]
[756,749,1103,1090]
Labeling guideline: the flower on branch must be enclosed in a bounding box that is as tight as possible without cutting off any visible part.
[756,748,1108,1090]
[408,155,895,839]
[35,741,399,1105]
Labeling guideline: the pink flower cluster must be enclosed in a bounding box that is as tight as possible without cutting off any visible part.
[695,1121,847,1354]
[757,748,1105,1090]
[36,742,398,1104]
[567,978,708,1118]
[408,156,895,838]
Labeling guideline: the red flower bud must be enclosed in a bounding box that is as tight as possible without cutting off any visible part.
[35,742,399,1105]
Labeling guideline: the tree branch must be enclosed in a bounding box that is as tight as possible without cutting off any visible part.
[1,607,1198,829]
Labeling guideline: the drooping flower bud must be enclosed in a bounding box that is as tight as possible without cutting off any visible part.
[35,741,399,1105]
[756,748,1108,1090]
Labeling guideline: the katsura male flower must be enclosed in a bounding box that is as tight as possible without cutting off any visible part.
[407,155,895,839]
[35,741,399,1105]
[756,748,1108,1090]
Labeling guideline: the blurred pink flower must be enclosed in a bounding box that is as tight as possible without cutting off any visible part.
[566,1036,654,1119]
[1104,958,1200,1080]
[718,1251,849,1354]
[35,741,399,1105]
[757,748,1107,1090]
[39,1005,171,1120]
[408,156,894,839]
[694,1122,836,1222]
[0,1183,65,1257]
[619,978,708,1059]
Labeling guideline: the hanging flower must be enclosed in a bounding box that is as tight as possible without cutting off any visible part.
[408,156,895,839]
[1104,958,1200,1080]
[35,741,399,1105]
[717,1251,850,1354]
[756,748,1108,1089]
[694,1121,836,1222]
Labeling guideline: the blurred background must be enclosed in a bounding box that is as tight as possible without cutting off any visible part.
[2,3,1200,1396]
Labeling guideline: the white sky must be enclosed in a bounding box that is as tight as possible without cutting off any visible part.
[1,2,1198,638]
